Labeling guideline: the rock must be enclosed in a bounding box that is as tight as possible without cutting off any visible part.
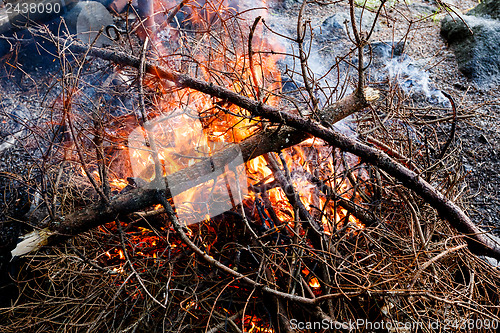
[316,13,348,43]
[65,1,114,47]
[0,98,29,138]
[109,0,130,13]
[370,41,404,60]
[468,0,500,20]
[366,41,405,74]
[410,3,436,16]
[317,8,380,43]
[278,0,301,10]
[0,0,80,34]
[441,2,500,89]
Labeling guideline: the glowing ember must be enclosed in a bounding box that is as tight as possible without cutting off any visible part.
[245,316,275,333]
[309,276,321,289]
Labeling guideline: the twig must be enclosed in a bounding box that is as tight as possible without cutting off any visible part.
[92,101,111,199]
[248,16,262,101]
[437,91,457,160]
[265,153,321,233]
[157,191,317,306]
[297,1,318,113]
[348,0,367,96]
[137,37,164,186]
[410,243,467,288]
[115,219,167,309]
[166,0,191,24]
[305,173,378,226]
[23,31,500,260]
[207,310,244,333]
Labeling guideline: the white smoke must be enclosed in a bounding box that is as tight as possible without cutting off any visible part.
[385,56,450,106]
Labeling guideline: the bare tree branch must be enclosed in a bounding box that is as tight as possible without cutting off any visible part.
[16,33,500,261]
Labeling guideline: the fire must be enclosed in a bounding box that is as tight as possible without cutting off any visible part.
[110,178,128,191]
[96,0,366,287]
[45,2,379,332]
[245,316,275,333]
[302,268,322,290]
[309,276,321,289]
[112,266,125,274]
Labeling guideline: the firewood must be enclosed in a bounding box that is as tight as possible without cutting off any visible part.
[12,31,500,262]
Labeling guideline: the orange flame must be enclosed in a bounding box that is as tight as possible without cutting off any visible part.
[110,178,128,191]
[245,316,275,333]
[99,0,366,270]
[309,277,321,289]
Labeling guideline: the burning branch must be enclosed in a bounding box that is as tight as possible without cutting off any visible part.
[13,84,368,255]
[17,29,500,260]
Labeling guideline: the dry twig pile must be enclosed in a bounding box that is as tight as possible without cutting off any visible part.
[1,0,499,332]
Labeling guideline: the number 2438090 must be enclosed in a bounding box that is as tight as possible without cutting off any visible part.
[6,2,61,15]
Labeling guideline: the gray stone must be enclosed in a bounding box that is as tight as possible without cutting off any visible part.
[316,12,348,43]
[468,0,500,20]
[279,0,301,10]
[65,1,114,47]
[317,8,380,43]
[410,4,437,16]
[109,0,130,13]
[441,10,500,89]
[0,98,29,138]
[370,41,404,60]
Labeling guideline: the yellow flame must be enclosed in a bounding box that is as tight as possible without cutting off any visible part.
[309,277,321,289]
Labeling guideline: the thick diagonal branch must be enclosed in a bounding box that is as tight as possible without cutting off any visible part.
[30,93,367,251]
[20,36,500,260]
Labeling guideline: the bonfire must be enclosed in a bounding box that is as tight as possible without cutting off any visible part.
[0,0,499,332]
